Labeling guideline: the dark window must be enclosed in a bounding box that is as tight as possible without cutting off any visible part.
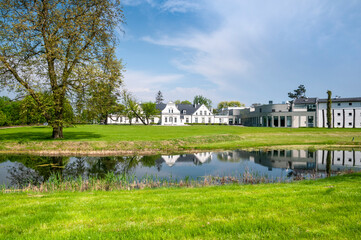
[337,122,341,126]
[349,103,352,106]
[259,108,262,113]
[349,113,352,116]
[307,104,316,112]
[349,122,352,126]
[337,113,341,116]
[337,103,341,106]
[272,109,275,112]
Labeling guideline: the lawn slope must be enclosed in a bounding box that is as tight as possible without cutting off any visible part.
[1,173,361,239]
[1,125,361,155]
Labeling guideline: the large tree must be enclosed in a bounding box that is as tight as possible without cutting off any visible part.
[0,0,124,138]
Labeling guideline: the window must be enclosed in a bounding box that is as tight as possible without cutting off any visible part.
[175,118,177,123]
[273,116,279,127]
[182,110,186,114]
[349,122,352,126]
[209,117,211,123]
[202,117,205,123]
[219,118,222,123]
[337,103,341,106]
[307,104,316,112]
[165,117,167,122]
[349,103,352,106]
[349,113,352,116]
[200,111,203,115]
[337,113,341,116]
[186,118,189,123]
[349,158,352,162]
[195,117,198,123]
[272,109,275,112]
[259,108,262,113]
[286,116,292,127]
[337,158,340,161]
[337,122,341,126]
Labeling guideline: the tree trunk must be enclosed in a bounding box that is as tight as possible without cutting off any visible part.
[327,90,332,128]
[52,126,63,139]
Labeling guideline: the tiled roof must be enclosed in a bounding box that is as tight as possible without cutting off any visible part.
[294,97,318,104]
[176,104,200,115]
[155,103,167,111]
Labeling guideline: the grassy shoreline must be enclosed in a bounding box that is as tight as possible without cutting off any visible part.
[1,125,361,155]
[1,173,360,239]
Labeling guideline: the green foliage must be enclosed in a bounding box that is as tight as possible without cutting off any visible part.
[0,0,124,138]
[121,90,146,125]
[20,93,74,125]
[141,102,160,125]
[193,95,212,109]
[217,101,245,109]
[0,110,6,126]
[174,100,192,105]
[288,84,306,99]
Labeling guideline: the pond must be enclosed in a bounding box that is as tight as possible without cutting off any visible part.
[0,149,360,188]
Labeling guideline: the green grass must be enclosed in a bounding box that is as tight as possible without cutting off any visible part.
[1,173,361,239]
[1,125,361,154]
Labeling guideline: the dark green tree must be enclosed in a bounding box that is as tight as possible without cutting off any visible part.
[156,91,164,104]
[327,90,332,128]
[288,85,306,100]
[0,0,124,138]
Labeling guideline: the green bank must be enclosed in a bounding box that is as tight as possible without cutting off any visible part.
[1,173,360,239]
[1,125,361,155]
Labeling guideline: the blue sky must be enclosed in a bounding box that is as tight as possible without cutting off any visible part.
[118,0,361,106]
[2,0,361,107]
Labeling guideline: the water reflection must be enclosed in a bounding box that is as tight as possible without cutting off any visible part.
[0,149,360,187]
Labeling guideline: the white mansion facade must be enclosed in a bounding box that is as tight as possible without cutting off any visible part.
[108,96,361,128]
[107,102,229,125]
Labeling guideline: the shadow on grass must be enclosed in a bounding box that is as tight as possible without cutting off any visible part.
[0,131,102,141]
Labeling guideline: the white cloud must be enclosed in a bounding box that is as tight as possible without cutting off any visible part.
[123,70,183,101]
[161,0,200,13]
[142,0,349,94]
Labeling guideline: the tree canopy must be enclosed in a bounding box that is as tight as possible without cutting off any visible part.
[0,0,124,138]
[174,100,192,105]
[217,101,245,109]
[193,95,212,109]
[288,85,306,100]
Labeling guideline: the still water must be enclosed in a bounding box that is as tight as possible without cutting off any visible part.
[0,150,360,187]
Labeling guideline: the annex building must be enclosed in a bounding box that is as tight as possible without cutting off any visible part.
[238,97,361,128]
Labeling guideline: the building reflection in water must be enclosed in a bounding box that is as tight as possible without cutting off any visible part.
[1,150,360,187]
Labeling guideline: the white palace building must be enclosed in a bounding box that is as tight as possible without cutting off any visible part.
[107,96,361,128]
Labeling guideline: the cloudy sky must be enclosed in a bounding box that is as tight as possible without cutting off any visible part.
[117,0,361,106]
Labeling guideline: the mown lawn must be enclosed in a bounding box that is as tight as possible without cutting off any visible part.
[0,125,361,154]
[1,173,361,239]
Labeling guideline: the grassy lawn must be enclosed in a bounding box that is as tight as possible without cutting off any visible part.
[1,173,360,239]
[1,125,361,154]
